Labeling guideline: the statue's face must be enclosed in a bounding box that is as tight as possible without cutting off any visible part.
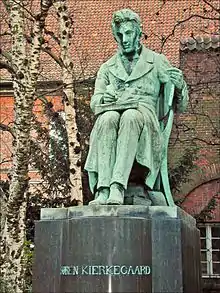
[116,21,139,55]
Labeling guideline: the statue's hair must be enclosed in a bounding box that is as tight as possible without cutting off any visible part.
[111,9,142,37]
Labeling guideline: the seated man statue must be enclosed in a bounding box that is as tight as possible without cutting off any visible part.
[85,9,188,205]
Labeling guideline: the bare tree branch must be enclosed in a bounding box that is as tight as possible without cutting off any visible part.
[160,13,220,52]
[0,50,12,62]
[0,158,13,165]
[0,60,15,74]
[42,45,64,67]
[202,0,220,13]
[44,28,60,44]
[24,34,63,67]
[7,0,36,20]
[192,137,220,146]
[0,123,15,138]
[0,32,11,37]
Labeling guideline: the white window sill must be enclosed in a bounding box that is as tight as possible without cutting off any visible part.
[202,275,220,278]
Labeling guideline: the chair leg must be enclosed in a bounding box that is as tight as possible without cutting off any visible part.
[160,155,175,206]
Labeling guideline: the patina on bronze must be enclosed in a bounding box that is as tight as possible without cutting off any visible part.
[85,9,188,205]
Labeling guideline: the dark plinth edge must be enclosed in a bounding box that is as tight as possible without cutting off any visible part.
[40,207,68,220]
[40,205,196,226]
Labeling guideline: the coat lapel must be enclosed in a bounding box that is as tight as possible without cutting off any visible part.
[126,47,155,82]
[107,46,155,82]
[108,53,129,81]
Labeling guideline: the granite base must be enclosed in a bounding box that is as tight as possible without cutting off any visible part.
[33,206,201,293]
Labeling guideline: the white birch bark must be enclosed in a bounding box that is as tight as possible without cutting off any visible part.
[0,1,52,291]
[53,0,83,204]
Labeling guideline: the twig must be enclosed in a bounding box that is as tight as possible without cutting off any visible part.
[0,123,15,138]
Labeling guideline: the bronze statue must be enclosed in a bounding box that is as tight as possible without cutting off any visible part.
[85,9,188,205]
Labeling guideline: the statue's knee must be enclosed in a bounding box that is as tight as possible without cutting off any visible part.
[120,109,141,124]
[99,111,120,129]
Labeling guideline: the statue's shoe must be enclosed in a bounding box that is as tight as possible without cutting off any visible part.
[107,183,124,205]
[89,188,109,205]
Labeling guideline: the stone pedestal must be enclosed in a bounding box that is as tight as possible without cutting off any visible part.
[33,206,201,293]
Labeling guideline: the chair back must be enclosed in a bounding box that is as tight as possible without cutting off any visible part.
[155,81,175,206]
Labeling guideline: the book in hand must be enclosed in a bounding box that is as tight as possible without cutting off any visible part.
[95,100,139,115]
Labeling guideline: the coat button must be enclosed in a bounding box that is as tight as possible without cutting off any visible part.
[125,83,129,87]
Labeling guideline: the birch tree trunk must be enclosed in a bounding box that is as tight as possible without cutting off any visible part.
[53,0,83,204]
[0,1,52,291]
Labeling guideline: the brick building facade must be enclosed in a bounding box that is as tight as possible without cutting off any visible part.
[179,37,220,291]
[169,36,220,221]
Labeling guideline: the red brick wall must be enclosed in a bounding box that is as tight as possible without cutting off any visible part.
[0,96,14,180]
[182,179,220,221]
[171,48,220,220]
[0,95,64,181]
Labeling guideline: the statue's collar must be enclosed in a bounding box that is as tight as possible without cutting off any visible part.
[108,46,155,82]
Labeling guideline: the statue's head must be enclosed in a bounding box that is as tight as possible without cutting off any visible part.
[111,9,142,55]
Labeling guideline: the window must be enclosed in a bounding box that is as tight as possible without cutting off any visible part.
[198,224,220,277]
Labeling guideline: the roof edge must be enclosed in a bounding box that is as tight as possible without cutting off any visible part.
[180,34,220,51]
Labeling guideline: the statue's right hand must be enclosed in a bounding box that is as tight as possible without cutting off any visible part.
[103,85,116,104]
[103,93,116,104]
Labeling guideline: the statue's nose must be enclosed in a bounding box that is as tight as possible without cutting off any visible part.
[122,35,129,44]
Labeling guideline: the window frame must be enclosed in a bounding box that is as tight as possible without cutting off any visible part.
[198,223,220,278]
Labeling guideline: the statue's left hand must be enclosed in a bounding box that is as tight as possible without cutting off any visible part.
[167,68,184,90]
